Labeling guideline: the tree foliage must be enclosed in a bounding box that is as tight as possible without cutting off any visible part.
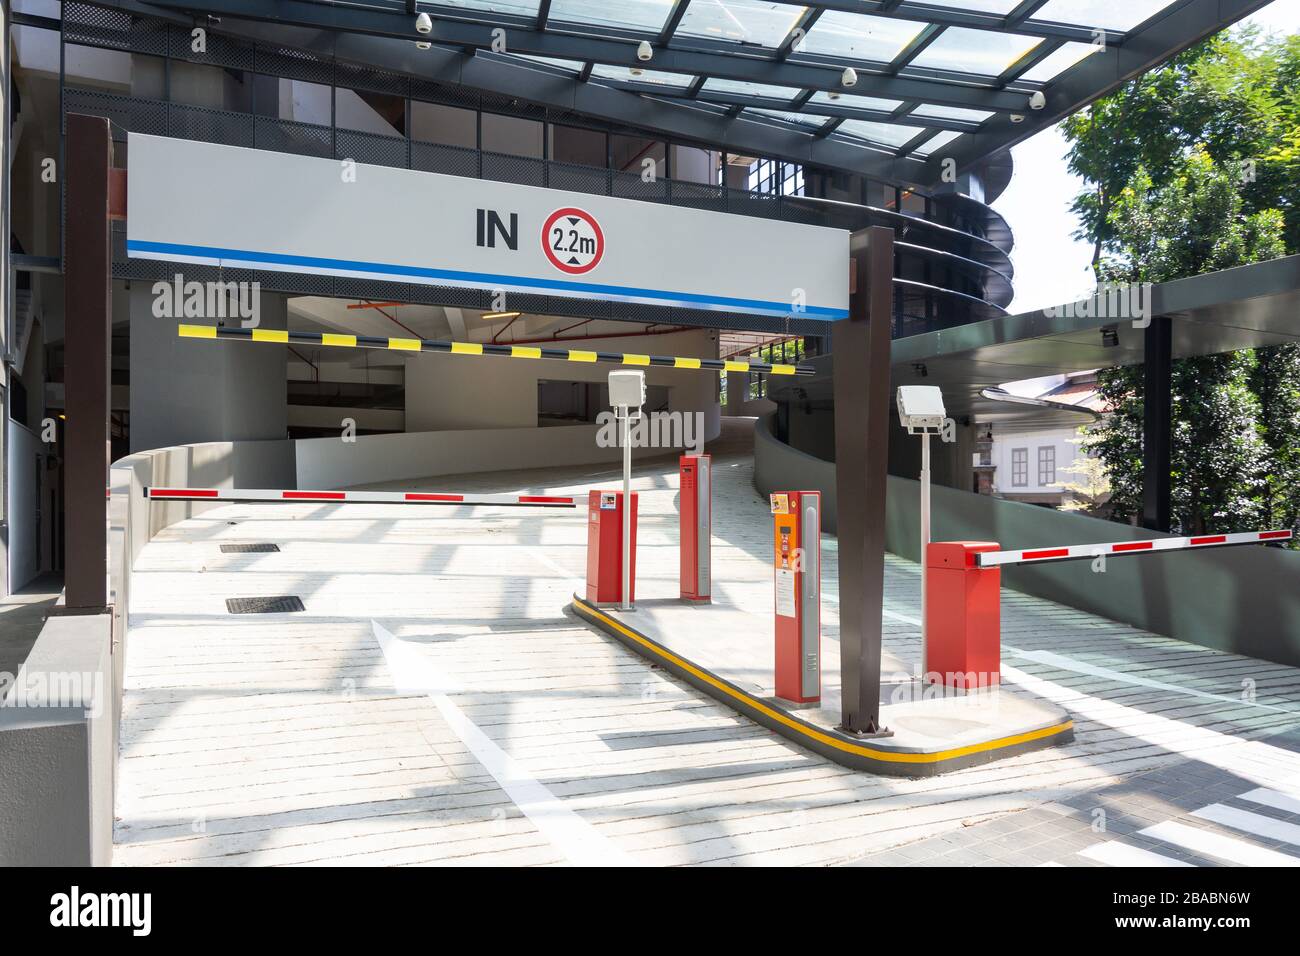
[1062,28,1300,538]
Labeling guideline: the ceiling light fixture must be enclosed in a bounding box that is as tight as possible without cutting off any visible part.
[482,311,522,321]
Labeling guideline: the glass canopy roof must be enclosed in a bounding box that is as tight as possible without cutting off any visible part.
[207,0,1202,165]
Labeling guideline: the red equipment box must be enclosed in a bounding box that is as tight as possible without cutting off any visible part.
[772,491,821,704]
[679,454,711,602]
[586,490,638,606]
[924,541,1001,689]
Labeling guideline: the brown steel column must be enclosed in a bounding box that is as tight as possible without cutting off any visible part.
[63,114,112,612]
[832,225,894,737]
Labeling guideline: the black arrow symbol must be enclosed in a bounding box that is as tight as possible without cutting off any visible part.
[567,256,580,265]
[567,217,579,226]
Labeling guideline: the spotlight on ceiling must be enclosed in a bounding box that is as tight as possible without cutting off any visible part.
[1029,90,1047,110]
[415,12,432,34]
[637,40,654,62]
[841,66,858,89]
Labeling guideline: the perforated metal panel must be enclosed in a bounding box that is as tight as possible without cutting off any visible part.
[547,161,610,197]
[336,129,408,169]
[170,103,255,148]
[64,88,166,139]
[254,45,335,86]
[336,61,408,98]
[226,595,305,613]
[481,151,545,188]
[168,26,254,70]
[64,3,168,55]
[410,141,479,179]
[254,117,333,158]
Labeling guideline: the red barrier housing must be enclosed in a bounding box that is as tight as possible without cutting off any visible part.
[925,541,1001,689]
[679,454,711,602]
[586,490,638,606]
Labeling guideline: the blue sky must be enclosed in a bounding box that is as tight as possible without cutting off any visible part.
[993,0,1300,314]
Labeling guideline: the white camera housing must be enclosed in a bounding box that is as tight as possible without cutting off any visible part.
[841,66,858,88]
[897,385,946,435]
[1009,112,1025,123]
[1029,90,1047,110]
[636,40,654,62]
[609,369,647,414]
[415,12,432,34]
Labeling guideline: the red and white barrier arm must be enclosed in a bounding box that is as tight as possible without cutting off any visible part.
[976,529,1293,568]
[144,487,575,508]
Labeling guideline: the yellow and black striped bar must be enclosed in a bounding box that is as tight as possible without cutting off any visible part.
[177,324,815,376]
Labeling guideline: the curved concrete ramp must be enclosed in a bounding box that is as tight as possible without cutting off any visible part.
[115,421,1300,865]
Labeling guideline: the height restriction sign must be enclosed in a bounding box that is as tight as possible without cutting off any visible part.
[542,207,605,274]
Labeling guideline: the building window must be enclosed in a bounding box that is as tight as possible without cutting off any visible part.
[1038,446,1056,486]
[1011,448,1028,487]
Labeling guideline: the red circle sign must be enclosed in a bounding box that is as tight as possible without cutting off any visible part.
[541,207,605,275]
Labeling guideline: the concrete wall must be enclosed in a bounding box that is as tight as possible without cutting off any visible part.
[753,413,1300,668]
[295,418,708,489]
[405,328,721,432]
[128,284,289,452]
[0,614,113,866]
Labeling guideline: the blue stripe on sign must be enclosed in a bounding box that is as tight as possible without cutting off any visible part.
[126,239,848,320]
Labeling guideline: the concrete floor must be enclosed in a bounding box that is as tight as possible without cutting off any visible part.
[113,420,1300,865]
[0,572,63,696]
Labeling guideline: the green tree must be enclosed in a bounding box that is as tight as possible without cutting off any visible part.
[1080,150,1281,533]
[1064,27,1300,538]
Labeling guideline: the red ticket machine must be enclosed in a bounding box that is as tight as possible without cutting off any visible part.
[771,491,821,704]
[925,541,1001,689]
[586,490,638,606]
[679,454,711,602]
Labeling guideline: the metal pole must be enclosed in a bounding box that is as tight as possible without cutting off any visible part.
[1143,314,1172,533]
[63,114,112,612]
[621,407,632,612]
[920,431,931,682]
[832,225,894,737]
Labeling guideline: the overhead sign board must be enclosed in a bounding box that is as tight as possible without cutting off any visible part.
[126,133,849,320]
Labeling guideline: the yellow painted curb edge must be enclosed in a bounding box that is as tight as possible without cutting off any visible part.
[571,596,1073,778]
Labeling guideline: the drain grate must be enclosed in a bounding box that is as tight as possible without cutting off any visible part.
[220,543,281,553]
[226,595,305,614]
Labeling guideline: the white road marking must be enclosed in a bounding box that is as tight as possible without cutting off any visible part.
[1079,841,1193,867]
[818,590,920,628]
[1240,786,1300,816]
[1139,820,1300,867]
[526,548,584,591]
[1192,803,1300,847]
[372,620,634,867]
[1000,662,1300,789]
[1003,647,1294,713]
